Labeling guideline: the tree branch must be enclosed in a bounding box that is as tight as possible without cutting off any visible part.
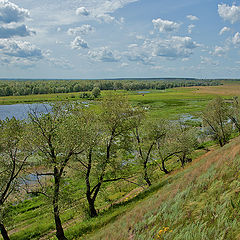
[36,172,54,176]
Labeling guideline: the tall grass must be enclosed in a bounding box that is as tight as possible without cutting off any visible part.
[87,138,240,240]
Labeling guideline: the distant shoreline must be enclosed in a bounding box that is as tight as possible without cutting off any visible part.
[0,77,236,81]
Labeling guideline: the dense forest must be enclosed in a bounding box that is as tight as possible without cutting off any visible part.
[0,79,221,96]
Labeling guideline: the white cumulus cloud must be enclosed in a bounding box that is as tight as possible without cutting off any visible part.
[152,18,180,33]
[188,24,195,34]
[0,0,29,23]
[145,36,198,59]
[71,36,89,49]
[0,39,43,59]
[219,26,230,35]
[76,7,90,16]
[128,43,138,48]
[47,57,73,69]
[88,47,120,62]
[126,53,152,65]
[218,4,240,24]
[67,24,95,36]
[186,15,199,21]
[75,0,139,24]
[0,24,35,38]
[95,13,115,23]
[233,32,240,45]
[124,43,153,65]
[0,1,36,40]
[211,46,229,56]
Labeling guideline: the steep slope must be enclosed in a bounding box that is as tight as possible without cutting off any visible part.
[86,138,240,240]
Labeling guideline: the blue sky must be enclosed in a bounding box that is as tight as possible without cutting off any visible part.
[1,0,240,79]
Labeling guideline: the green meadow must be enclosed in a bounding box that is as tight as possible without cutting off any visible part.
[0,84,234,119]
[1,81,240,240]
[127,88,213,118]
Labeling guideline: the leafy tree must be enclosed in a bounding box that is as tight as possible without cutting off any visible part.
[80,92,92,99]
[155,121,179,174]
[202,97,232,147]
[27,103,87,240]
[92,87,101,98]
[133,119,167,186]
[172,124,198,167]
[228,97,240,133]
[73,94,140,217]
[0,79,220,97]
[0,118,30,240]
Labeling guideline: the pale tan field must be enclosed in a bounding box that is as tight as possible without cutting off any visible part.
[189,83,240,96]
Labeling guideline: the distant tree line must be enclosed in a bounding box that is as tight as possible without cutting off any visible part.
[0,79,221,97]
[1,94,237,240]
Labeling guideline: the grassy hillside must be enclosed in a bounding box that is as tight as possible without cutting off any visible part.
[2,137,239,240]
[85,137,240,240]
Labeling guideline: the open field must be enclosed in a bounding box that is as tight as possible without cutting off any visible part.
[129,83,240,118]
[128,88,213,118]
[0,92,81,105]
[188,83,240,96]
[2,82,240,119]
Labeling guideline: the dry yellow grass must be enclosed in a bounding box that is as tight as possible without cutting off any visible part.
[188,84,240,96]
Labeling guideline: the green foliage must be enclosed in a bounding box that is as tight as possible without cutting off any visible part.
[202,97,233,147]
[88,139,240,240]
[155,121,180,173]
[25,102,93,239]
[71,94,144,217]
[27,102,88,167]
[228,96,240,133]
[79,92,92,99]
[91,87,101,98]
[2,87,240,239]
[133,118,169,185]
[0,79,220,97]
[0,118,30,227]
[172,123,199,167]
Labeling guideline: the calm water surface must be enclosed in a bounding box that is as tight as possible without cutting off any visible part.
[0,103,51,120]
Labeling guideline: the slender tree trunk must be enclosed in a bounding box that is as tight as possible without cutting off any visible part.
[53,168,67,240]
[143,161,151,186]
[219,139,223,147]
[54,211,67,240]
[85,137,113,217]
[180,153,186,168]
[223,135,228,146]
[161,159,169,174]
[86,193,98,217]
[85,148,98,217]
[135,128,151,186]
[0,223,10,240]
[143,142,154,187]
